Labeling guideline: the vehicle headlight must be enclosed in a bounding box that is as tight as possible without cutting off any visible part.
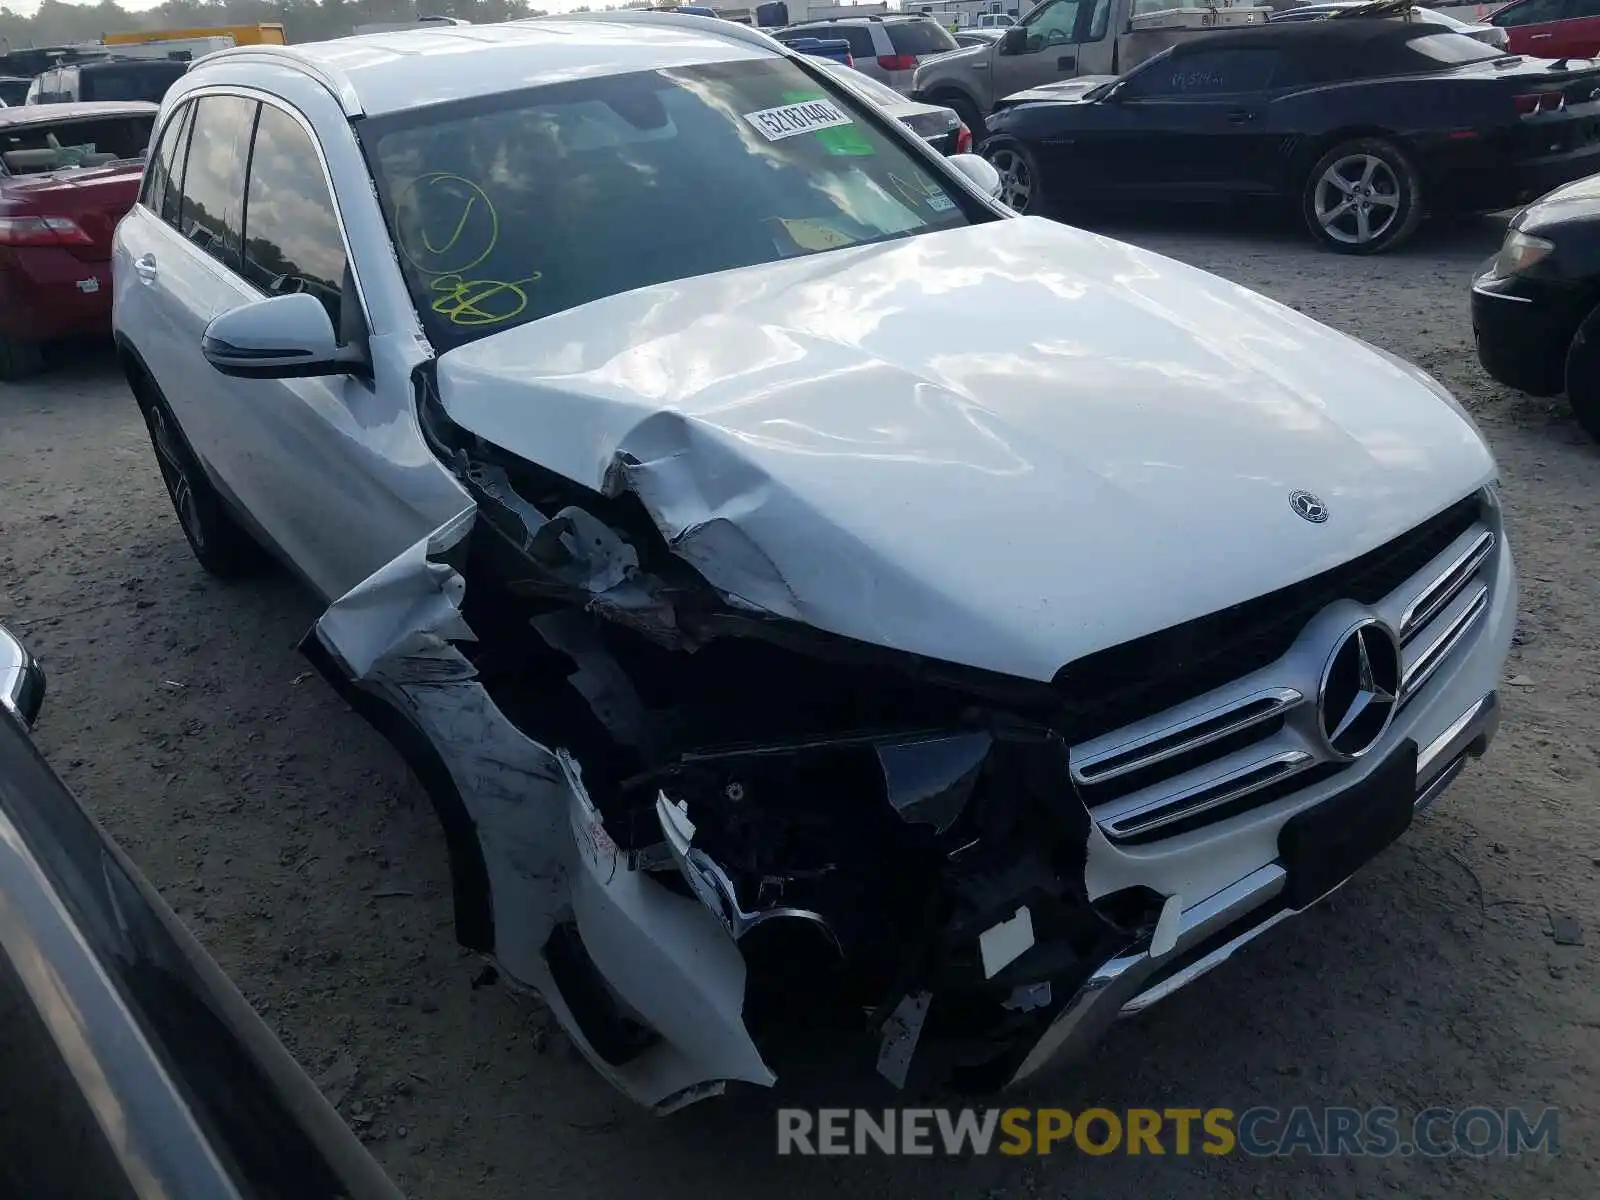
[1493,229,1554,277]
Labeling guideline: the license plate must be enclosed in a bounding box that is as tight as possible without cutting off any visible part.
[1277,740,1416,910]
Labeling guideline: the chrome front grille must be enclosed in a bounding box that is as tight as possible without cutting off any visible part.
[1071,492,1498,844]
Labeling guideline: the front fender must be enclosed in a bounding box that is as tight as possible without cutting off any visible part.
[301,510,775,1114]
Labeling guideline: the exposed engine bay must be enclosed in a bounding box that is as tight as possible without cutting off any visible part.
[302,371,1159,1112]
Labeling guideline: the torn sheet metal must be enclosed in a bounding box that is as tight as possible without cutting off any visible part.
[875,991,931,1089]
[876,732,990,834]
[314,508,476,680]
[655,792,840,952]
[309,514,774,1112]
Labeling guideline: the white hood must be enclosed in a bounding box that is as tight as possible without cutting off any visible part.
[433,216,1494,683]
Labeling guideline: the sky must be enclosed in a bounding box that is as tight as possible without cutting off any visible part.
[3,0,895,15]
[2,0,627,14]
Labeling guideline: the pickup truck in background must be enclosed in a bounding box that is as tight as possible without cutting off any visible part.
[910,0,1278,134]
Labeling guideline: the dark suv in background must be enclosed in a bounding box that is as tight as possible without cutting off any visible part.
[27,58,188,105]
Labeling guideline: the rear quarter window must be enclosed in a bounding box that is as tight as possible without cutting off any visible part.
[887,21,960,56]
[1385,31,1510,69]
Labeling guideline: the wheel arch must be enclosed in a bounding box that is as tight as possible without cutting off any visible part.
[1291,126,1413,184]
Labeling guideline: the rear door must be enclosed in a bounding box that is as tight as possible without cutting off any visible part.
[117,94,257,476]
[1488,0,1597,55]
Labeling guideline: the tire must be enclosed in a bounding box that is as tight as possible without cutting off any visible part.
[135,380,266,579]
[1564,303,1600,444]
[983,137,1046,216]
[0,335,44,381]
[1301,137,1424,255]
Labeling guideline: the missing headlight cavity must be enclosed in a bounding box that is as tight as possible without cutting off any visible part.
[307,375,1128,1110]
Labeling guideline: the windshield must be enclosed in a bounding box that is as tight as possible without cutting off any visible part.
[361,58,976,352]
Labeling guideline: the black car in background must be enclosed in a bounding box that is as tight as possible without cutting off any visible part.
[0,623,400,1200]
[980,17,1600,253]
[27,58,189,105]
[1473,174,1600,440]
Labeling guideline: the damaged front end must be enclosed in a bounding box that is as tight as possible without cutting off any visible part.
[300,383,1149,1114]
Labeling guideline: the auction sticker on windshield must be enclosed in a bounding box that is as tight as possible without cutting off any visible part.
[745,97,853,141]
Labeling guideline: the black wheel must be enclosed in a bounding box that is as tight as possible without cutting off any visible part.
[937,92,986,144]
[983,137,1045,215]
[136,383,266,578]
[1564,303,1600,443]
[1301,137,1424,255]
[0,335,44,381]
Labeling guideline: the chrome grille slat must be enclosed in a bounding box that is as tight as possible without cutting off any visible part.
[1099,751,1316,840]
[1071,494,1499,844]
[1401,583,1490,703]
[1071,687,1302,786]
[1398,529,1495,642]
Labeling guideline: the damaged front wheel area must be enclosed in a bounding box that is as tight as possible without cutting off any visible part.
[301,513,1141,1112]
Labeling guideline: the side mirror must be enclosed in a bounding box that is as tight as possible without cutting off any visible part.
[0,623,46,731]
[1000,26,1027,55]
[201,292,368,381]
[947,153,1002,200]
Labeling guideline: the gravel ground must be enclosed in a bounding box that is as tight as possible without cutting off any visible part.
[2,212,1597,1199]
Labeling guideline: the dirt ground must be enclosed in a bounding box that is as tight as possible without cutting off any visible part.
[2,212,1597,1199]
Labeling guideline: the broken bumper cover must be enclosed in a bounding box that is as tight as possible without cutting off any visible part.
[1004,691,1500,1089]
[302,504,1507,1115]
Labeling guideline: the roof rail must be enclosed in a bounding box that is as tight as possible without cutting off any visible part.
[535,10,787,52]
[186,45,366,115]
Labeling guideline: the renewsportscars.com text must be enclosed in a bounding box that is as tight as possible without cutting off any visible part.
[776,1106,1561,1158]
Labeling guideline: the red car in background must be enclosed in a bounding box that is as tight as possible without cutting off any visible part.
[1486,0,1600,58]
[0,101,154,379]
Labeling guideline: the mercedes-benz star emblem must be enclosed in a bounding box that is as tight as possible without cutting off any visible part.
[1289,490,1329,524]
[1318,620,1402,760]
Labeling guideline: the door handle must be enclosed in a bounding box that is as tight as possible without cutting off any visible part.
[1227,109,1256,124]
[1531,32,1553,38]
[134,253,158,282]
[972,60,989,69]
[1057,54,1076,71]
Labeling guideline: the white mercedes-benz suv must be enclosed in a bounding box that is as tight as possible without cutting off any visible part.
[111,14,1514,1114]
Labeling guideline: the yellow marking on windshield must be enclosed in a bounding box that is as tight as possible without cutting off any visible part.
[429,273,542,327]
[395,172,499,275]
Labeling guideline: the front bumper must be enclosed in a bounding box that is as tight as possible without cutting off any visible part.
[1471,260,1588,396]
[1007,691,1498,1087]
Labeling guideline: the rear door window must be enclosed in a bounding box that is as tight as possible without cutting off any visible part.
[177,95,256,269]
[886,21,959,56]
[159,104,195,228]
[141,104,190,219]
[1490,0,1570,25]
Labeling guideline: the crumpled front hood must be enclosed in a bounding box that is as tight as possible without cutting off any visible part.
[434,217,1494,683]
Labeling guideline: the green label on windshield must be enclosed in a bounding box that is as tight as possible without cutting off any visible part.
[783,90,875,156]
